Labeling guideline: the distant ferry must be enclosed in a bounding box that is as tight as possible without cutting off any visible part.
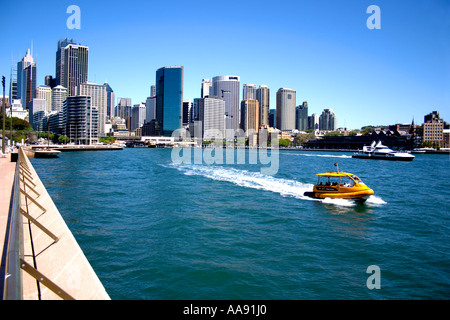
[352,141,414,161]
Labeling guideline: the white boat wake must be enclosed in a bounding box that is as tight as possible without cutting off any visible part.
[293,153,352,159]
[172,164,386,207]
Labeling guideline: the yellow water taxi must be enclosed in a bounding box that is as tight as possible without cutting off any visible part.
[304,163,374,203]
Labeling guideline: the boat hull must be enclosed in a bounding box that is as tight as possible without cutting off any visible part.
[304,189,374,203]
[34,150,61,158]
[352,154,414,161]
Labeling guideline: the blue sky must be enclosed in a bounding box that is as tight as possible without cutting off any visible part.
[1,0,448,129]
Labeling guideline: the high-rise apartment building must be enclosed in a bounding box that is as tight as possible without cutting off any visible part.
[276,88,296,131]
[76,82,107,136]
[156,66,184,136]
[243,84,256,100]
[295,102,308,131]
[212,75,240,134]
[63,96,98,145]
[62,44,89,96]
[55,38,77,86]
[319,108,337,131]
[256,85,270,127]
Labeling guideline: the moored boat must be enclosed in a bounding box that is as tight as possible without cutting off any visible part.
[34,147,61,158]
[352,141,414,161]
[304,163,374,203]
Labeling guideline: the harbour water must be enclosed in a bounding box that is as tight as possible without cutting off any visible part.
[30,148,450,299]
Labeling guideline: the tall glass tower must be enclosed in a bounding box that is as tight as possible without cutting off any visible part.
[212,75,240,134]
[155,66,184,136]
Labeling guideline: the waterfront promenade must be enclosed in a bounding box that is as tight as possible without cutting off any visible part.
[0,150,110,300]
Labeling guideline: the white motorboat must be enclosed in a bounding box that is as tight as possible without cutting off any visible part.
[352,141,415,161]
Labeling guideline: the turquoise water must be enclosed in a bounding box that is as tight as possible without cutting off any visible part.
[31,148,450,299]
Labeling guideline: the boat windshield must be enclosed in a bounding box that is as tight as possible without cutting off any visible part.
[350,175,365,185]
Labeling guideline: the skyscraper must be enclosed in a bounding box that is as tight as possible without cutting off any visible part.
[183,100,192,126]
[197,96,225,140]
[55,38,77,86]
[212,75,240,134]
[319,108,337,131]
[76,82,107,135]
[276,88,296,131]
[105,82,115,120]
[17,49,36,110]
[243,84,256,100]
[36,85,52,112]
[256,85,270,127]
[63,44,89,96]
[201,79,212,98]
[295,101,308,131]
[131,103,146,131]
[51,85,67,112]
[117,98,132,119]
[156,66,184,136]
[240,99,260,137]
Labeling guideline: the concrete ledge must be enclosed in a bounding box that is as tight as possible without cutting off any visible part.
[20,152,110,300]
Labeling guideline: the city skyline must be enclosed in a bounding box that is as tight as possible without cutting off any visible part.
[1,0,448,130]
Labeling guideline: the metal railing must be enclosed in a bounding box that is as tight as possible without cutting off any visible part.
[1,149,23,300]
[2,148,74,300]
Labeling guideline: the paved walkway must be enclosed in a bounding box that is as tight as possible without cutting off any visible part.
[0,153,16,272]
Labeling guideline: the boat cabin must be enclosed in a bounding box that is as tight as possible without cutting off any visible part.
[315,172,365,189]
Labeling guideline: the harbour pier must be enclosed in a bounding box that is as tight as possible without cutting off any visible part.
[0,149,110,300]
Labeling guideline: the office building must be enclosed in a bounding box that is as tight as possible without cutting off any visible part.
[276,88,296,131]
[183,100,192,126]
[240,99,260,139]
[131,103,146,132]
[62,43,89,96]
[36,85,52,112]
[308,113,319,130]
[197,96,225,140]
[145,96,156,123]
[55,38,77,86]
[63,96,98,145]
[243,84,256,100]
[156,66,184,136]
[256,85,270,127]
[295,102,308,131]
[201,79,212,98]
[212,75,240,133]
[17,49,37,110]
[117,98,132,119]
[30,98,46,131]
[45,75,56,89]
[51,85,67,112]
[105,82,115,120]
[76,82,107,136]
[319,108,337,131]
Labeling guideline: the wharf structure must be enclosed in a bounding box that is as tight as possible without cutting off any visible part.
[0,149,110,300]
